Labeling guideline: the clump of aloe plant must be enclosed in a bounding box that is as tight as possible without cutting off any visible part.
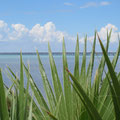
[0,30,120,120]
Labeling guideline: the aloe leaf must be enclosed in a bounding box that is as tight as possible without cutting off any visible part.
[36,50,56,113]
[62,38,72,120]
[67,69,102,120]
[0,69,9,120]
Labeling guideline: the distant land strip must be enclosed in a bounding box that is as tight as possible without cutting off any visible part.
[0,52,118,56]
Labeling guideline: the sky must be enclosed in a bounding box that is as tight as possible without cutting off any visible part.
[0,0,120,52]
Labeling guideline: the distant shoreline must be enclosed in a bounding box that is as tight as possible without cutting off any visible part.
[0,52,118,56]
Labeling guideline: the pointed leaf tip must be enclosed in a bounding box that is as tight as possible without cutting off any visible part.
[65,68,70,73]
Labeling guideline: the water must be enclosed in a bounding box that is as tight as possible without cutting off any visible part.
[0,54,120,95]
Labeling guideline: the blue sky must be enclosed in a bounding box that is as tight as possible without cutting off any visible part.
[0,0,120,52]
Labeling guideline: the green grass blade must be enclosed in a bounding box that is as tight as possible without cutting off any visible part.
[62,38,72,120]
[67,69,102,120]
[36,50,56,113]
[48,42,63,100]
[80,35,87,81]
[92,69,99,107]
[54,94,62,118]
[73,35,81,119]
[46,111,58,120]
[87,31,96,90]
[106,73,120,119]
[74,34,79,80]
[18,51,25,120]
[99,38,120,114]
[98,34,120,110]
[0,69,9,120]
[28,95,33,120]
[72,82,94,120]
[24,64,30,120]
[97,29,111,82]
[11,91,16,120]
[48,42,68,120]
[92,30,111,108]
[23,64,50,117]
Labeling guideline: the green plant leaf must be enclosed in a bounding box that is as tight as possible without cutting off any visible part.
[48,42,68,120]
[62,38,72,120]
[87,31,96,91]
[23,64,49,119]
[36,50,56,113]
[98,34,120,119]
[18,51,25,120]
[80,35,87,82]
[0,69,9,120]
[67,69,102,120]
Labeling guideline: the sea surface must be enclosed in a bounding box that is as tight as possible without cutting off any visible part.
[0,54,120,95]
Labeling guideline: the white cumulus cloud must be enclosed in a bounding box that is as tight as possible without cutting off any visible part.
[0,20,9,32]
[0,20,75,42]
[9,24,29,40]
[0,20,119,44]
[80,24,120,43]
[29,22,75,42]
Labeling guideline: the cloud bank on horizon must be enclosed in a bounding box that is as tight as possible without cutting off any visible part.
[0,20,119,44]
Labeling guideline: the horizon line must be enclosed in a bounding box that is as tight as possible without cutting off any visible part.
[0,52,118,56]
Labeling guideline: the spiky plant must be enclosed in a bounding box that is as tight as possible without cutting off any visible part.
[0,30,120,120]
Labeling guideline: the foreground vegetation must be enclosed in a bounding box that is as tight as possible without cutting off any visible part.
[0,30,120,120]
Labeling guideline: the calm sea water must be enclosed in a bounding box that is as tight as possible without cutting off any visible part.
[0,54,120,95]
